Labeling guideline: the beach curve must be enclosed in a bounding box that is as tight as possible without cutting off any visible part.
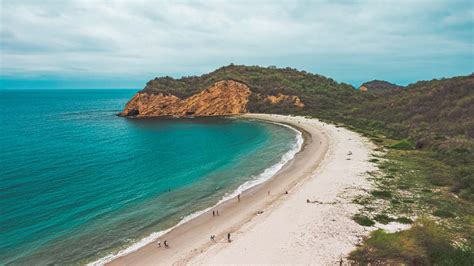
[106,114,376,265]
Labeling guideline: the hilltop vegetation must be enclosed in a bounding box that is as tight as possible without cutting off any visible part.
[360,80,404,93]
[143,64,362,116]
[338,74,474,201]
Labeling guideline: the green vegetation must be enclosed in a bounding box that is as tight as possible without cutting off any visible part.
[143,64,363,117]
[361,80,404,93]
[353,214,375,226]
[374,214,394,224]
[350,135,474,264]
[141,65,474,263]
[371,190,392,199]
[433,209,455,218]
[335,74,474,201]
[389,139,414,150]
[396,217,413,224]
[349,218,473,265]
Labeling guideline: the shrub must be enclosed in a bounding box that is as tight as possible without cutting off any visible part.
[396,217,413,224]
[353,214,375,226]
[374,214,394,224]
[349,229,426,264]
[397,184,410,190]
[371,190,392,199]
[389,139,415,150]
[432,209,455,218]
[371,138,384,144]
[349,218,473,264]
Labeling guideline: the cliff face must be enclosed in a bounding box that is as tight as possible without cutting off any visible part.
[119,80,252,117]
[264,93,304,107]
[119,79,305,117]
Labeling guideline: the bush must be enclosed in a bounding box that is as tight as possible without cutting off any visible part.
[371,190,392,199]
[371,138,384,144]
[350,229,426,264]
[432,209,455,218]
[374,214,394,224]
[349,218,473,264]
[353,214,375,226]
[396,217,413,224]
[389,139,415,150]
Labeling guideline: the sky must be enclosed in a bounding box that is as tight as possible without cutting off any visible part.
[0,0,473,89]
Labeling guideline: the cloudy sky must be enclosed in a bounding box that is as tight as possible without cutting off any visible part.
[0,0,473,88]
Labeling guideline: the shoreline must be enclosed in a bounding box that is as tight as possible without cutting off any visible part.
[191,114,377,264]
[90,115,305,265]
[104,114,330,265]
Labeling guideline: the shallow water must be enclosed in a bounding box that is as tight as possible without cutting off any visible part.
[0,89,297,265]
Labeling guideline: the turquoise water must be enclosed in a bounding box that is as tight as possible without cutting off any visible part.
[0,90,298,265]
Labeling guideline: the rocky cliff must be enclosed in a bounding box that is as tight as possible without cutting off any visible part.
[263,93,305,107]
[119,80,251,117]
[119,79,304,117]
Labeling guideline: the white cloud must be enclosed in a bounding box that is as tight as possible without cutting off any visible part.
[0,0,473,84]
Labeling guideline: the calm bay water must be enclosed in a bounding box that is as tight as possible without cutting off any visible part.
[0,89,297,265]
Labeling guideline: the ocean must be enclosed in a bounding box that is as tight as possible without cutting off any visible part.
[0,89,300,265]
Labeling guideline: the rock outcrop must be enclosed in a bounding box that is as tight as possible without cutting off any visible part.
[119,80,251,117]
[119,79,306,117]
[264,93,305,107]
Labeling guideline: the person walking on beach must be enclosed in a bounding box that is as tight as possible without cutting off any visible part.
[227,233,231,242]
[216,210,219,216]
[164,240,169,248]
[157,241,161,248]
[212,210,215,216]
[237,194,241,202]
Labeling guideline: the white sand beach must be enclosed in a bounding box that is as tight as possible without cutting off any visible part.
[107,114,376,265]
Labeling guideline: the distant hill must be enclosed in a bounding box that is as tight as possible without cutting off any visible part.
[359,80,404,93]
[352,75,473,140]
[342,74,474,200]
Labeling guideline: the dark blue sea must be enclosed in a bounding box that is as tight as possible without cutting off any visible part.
[0,89,300,265]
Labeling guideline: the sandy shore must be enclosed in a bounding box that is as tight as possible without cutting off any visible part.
[107,114,376,265]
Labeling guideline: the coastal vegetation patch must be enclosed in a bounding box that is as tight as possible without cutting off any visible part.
[347,132,474,265]
[349,218,473,265]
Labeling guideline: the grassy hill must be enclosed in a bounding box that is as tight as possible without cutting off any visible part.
[352,74,473,141]
[143,64,364,116]
[360,80,404,93]
[338,74,474,200]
